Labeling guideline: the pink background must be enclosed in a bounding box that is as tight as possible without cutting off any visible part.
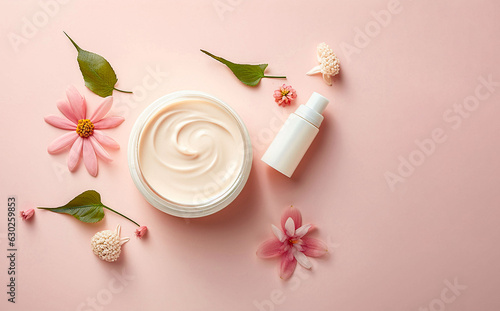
[1,0,500,310]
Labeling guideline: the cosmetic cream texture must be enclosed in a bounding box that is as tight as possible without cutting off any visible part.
[138,99,244,205]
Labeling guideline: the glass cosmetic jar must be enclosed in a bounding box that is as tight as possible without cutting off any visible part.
[128,91,253,218]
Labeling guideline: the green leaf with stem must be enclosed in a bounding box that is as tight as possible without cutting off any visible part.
[64,32,132,97]
[37,190,140,226]
[201,49,286,86]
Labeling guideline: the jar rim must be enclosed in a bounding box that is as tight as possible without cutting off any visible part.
[128,91,253,218]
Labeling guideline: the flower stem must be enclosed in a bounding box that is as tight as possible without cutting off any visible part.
[263,75,287,79]
[103,206,140,226]
[113,87,133,94]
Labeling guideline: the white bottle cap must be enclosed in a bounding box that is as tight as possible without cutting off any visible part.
[261,92,329,177]
[295,92,329,127]
[306,92,329,114]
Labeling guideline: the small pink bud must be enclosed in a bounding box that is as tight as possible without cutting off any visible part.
[135,225,148,238]
[20,209,35,220]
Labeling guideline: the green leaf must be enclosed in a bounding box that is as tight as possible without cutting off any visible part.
[201,49,286,86]
[64,32,132,97]
[37,190,106,223]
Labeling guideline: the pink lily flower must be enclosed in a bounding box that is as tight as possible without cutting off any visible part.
[20,208,35,220]
[135,226,148,238]
[257,206,328,280]
[44,86,124,177]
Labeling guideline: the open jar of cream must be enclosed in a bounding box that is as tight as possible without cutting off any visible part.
[128,91,252,218]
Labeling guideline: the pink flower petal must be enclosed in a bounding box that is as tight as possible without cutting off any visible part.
[271,224,286,242]
[82,139,98,177]
[257,238,284,258]
[273,90,282,100]
[294,224,312,238]
[302,237,328,258]
[47,132,78,154]
[89,136,112,162]
[44,115,77,130]
[294,251,312,269]
[20,208,35,220]
[93,130,120,149]
[56,100,78,124]
[281,206,302,231]
[94,117,124,129]
[68,137,83,171]
[279,253,297,280]
[66,85,86,119]
[135,226,148,238]
[90,96,113,123]
[284,217,295,237]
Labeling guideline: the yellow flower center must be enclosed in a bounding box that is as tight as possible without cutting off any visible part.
[76,119,94,138]
[281,89,290,96]
[289,239,300,244]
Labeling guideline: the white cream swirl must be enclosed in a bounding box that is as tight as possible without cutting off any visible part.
[138,99,245,205]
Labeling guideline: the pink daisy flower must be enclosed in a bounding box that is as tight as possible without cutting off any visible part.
[257,206,328,280]
[44,86,124,177]
[273,84,297,106]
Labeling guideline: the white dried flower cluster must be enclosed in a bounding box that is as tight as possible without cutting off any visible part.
[317,43,340,76]
[91,225,129,262]
[306,42,340,86]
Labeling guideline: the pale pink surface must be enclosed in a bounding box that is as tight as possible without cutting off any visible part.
[1,1,500,311]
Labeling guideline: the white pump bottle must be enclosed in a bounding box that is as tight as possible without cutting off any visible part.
[261,92,329,177]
